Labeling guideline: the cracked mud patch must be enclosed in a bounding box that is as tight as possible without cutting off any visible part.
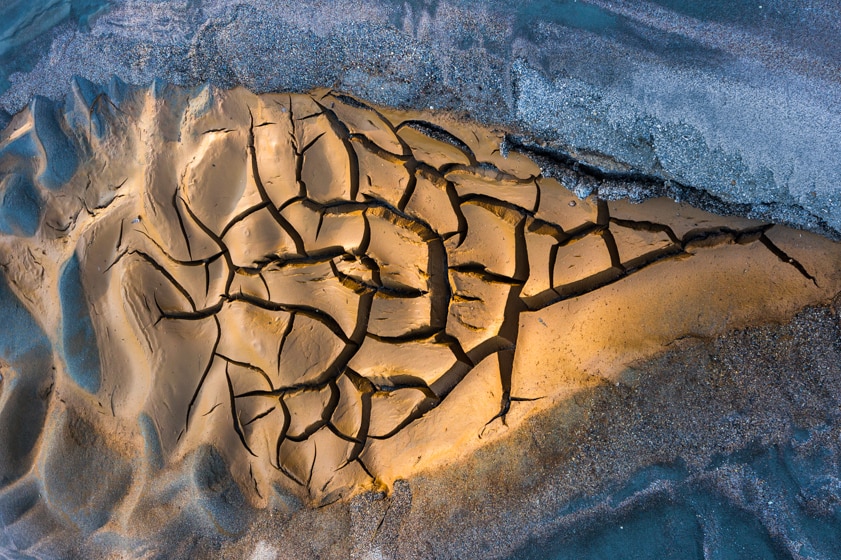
[1,81,841,548]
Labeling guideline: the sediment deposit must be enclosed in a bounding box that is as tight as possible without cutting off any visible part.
[1,80,840,556]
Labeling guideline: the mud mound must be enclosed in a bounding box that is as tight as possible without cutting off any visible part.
[1,80,840,556]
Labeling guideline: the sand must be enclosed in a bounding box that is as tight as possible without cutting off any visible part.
[3,1,841,238]
[1,80,841,557]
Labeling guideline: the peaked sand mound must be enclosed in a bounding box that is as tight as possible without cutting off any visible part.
[1,80,841,551]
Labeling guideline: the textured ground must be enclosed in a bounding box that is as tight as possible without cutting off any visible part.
[1,1,840,234]
[1,2,840,559]
[1,81,841,558]
[214,303,841,560]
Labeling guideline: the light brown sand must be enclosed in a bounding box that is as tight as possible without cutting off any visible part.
[1,84,840,533]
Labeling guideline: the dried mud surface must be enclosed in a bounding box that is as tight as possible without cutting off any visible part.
[1,81,841,557]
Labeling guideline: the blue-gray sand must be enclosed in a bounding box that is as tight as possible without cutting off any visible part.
[1,1,840,559]
[1,0,840,236]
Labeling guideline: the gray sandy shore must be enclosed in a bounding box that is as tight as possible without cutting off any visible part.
[2,0,840,234]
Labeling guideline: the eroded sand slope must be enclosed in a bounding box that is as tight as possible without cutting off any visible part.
[1,80,840,554]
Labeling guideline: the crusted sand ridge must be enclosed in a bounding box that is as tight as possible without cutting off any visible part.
[1,81,841,515]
